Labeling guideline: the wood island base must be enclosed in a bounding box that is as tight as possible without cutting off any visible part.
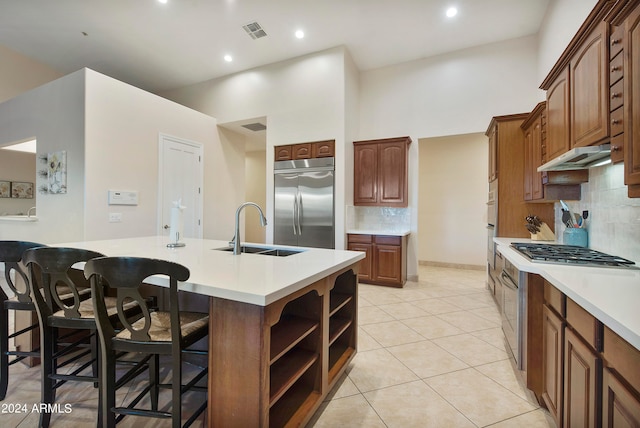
[207,263,359,427]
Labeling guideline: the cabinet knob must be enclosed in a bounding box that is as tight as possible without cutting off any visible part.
[611,66,621,72]
[612,92,621,99]
[612,119,621,125]
[612,145,621,152]
[612,38,622,45]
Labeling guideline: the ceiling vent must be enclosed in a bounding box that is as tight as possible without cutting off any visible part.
[241,122,267,132]
[242,22,267,40]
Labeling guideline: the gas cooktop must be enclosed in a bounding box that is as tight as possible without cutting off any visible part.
[510,243,637,269]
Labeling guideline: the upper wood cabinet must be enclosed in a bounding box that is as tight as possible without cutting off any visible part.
[624,4,640,196]
[571,21,610,148]
[274,140,335,161]
[522,102,587,202]
[546,68,572,161]
[353,136,410,207]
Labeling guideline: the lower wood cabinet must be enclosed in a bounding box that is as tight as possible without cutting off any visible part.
[602,367,640,427]
[347,234,407,287]
[535,279,640,428]
[542,304,565,426]
[564,326,601,428]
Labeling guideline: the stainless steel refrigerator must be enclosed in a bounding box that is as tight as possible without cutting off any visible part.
[274,157,335,249]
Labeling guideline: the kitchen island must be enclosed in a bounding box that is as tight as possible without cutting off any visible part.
[53,236,365,427]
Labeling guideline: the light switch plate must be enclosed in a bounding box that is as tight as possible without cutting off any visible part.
[108,213,122,223]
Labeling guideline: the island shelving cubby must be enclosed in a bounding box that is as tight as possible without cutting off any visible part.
[209,266,359,428]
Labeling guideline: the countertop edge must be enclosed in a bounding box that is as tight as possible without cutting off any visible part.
[494,238,640,351]
[346,229,411,236]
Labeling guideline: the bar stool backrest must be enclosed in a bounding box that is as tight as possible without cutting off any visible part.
[0,241,47,303]
[84,257,190,344]
[22,247,105,318]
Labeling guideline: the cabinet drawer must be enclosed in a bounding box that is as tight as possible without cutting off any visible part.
[373,235,402,246]
[347,234,372,244]
[610,79,624,111]
[603,326,640,391]
[544,281,565,316]
[610,52,624,86]
[610,106,624,137]
[611,133,624,164]
[610,25,624,59]
[566,298,602,351]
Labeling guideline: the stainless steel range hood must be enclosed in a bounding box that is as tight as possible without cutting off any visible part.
[537,144,611,172]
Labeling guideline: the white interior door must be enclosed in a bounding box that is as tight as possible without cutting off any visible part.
[158,134,203,238]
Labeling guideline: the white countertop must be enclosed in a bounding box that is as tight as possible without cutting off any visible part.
[53,236,365,306]
[494,238,640,350]
[346,229,411,236]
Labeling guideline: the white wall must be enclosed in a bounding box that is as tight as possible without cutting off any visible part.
[0,44,62,104]
[0,68,237,245]
[358,36,540,270]
[245,150,267,243]
[418,133,488,267]
[83,69,230,241]
[161,47,349,249]
[0,70,86,243]
[537,0,599,84]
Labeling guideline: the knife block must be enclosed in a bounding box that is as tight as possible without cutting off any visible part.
[530,222,555,241]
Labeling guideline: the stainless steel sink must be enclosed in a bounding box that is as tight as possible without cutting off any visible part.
[215,245,302,256]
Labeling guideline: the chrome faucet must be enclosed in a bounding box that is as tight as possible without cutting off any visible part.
[231,202,267,255]
[27,207,36,217]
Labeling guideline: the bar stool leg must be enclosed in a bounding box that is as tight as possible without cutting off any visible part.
[39,323,56,428]
[150,354,159,411]
[0,306,9,400]
[172,356,181,428]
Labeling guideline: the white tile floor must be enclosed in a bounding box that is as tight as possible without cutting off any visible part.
[309,265,555,427]
[1,265,555,427]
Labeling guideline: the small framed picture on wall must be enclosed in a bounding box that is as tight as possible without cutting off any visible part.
[11,181,34,199]
[0,181,9,198]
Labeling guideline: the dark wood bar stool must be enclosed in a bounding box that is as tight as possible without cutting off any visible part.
[0,240,47,401]
[23,247,151,428]
[84,256,209,428]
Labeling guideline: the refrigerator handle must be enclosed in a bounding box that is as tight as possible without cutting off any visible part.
[293,193,298,235]
[297,189,303,235]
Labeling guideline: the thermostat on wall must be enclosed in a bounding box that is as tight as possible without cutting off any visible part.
[108,190,138,206]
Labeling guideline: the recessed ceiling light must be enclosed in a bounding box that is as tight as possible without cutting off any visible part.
[158,0,168,4]
[295,29,305,39]
[446,7,458,18]
[224,54,233,62]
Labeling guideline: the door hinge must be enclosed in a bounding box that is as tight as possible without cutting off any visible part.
[198,187,201,194]
[199,155,201,162]
[198,219,201,226]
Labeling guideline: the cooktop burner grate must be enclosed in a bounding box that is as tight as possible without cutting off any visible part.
[510,243,637,268]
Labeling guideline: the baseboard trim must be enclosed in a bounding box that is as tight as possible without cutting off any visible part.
[419,260,484,271]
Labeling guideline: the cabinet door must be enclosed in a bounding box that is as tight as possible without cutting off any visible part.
[292,143,312,159]
[532,118,545,199]
[571,22,609,148]
[353,143,378,205]
[378,142,408,206]
[625,6,640,190]
[312,140,335,158]
[347,242,372,282]
[373,244,401,284]
[488,125,498,182]
[542,305,565,426]
[524,126,534,201]
[564,327,601,428]
[547,68,571,161]
[275,145,292,161]
[602,367,640,427]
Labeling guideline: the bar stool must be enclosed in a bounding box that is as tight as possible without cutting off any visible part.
[84,256,209,428]
[23,247,151,428]
[0,240,47,401]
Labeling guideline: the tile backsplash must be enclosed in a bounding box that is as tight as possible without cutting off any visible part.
[346,206,411,233]
[554,163,640,262]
